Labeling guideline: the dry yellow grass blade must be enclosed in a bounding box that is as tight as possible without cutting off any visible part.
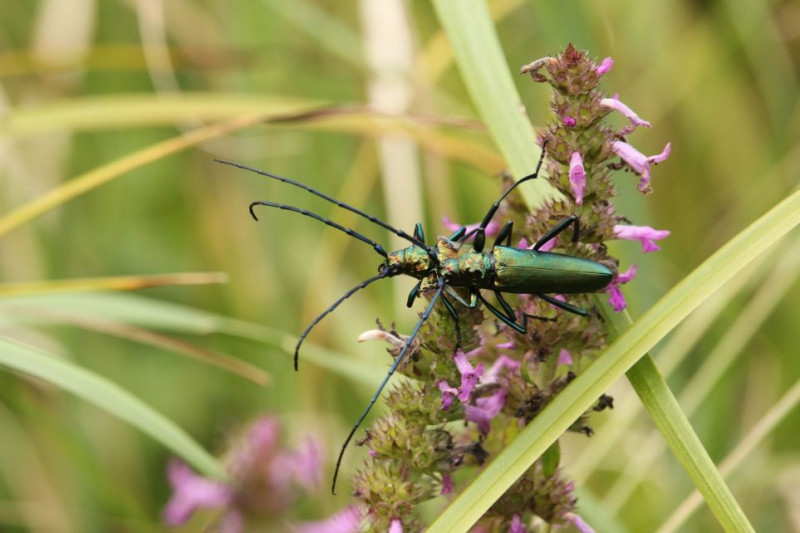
[0,113,267,238]
[0,272,229,297]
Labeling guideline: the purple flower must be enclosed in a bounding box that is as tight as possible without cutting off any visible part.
[611,141,671,194]
[563,115,577,127]
[558,348,573,367]
[442,215,501,239]
[297,506,364,533]
[454,350,485,401]
[600,97,651,130]
[163,416,325,531]
[273,438,323,491]
[163,459,234,528]
[565,512,596,533]
[605,265,638,312]
[465,389,506,435]
[510,514,528,533]
[441,474,453,496]
[483,355,521,384]
[614,224,670,252]
[595,57,614,76]
[389,518,403,533]
[496,340,515,350]
[437,379,458,411]
[568,151,587,205]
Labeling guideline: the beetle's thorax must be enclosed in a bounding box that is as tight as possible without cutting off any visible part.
[439,249,495,288]
[384,245,432,279]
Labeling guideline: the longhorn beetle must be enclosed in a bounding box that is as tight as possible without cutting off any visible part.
[217,146,613,493]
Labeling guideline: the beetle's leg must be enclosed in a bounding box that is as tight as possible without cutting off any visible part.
[444,285,475,308]
[496,291,557,323]
[537,293,589,317]
[494,221,514,247]
[447,226,467,242]
[332,277,446,494]
[294,272,393,371]
[406,280,423,308]
[533,215,580,251]
[470,143,548,253]
[476,292,526,333]
[440,292,462,349]
[413,222,425,244]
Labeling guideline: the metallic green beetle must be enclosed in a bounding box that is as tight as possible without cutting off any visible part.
[218,147,613,492]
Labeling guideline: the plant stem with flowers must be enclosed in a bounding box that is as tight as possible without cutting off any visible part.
[352,44,670,532]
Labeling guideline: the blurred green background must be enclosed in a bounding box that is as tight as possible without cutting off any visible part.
[1,1,799,531]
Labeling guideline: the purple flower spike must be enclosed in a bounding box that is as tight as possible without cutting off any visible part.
[568,151,587,205]
[163,459,233,527]
[298,506,364,533]
[614,224,670,252]
[454,350,485,401]
[441,474,453,495]
[565,512,596,533]
[465,389,506,435]
[437,380,458,411]
[611,141,671,193]
[600,97,651,130]
[558,348,573,367]
[510,514,528,533]
[389,518,403,533]
[442,215,501,239]
[595,57,614,76]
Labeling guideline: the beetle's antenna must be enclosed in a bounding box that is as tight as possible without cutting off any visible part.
[331,277,446,494]
[250,201,389,258]
[294,270,395,371]
[470,143,548,253]
[220,160,427,248]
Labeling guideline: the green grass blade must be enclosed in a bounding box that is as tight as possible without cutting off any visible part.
[0,292,385,388]
[0,336,225,479]
[431,0,556,208]
[429,186,800,530]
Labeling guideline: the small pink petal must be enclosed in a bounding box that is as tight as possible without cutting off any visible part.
[566,512,596,533]
[617,264,638,284]
[454,351,485,401]
[510,514,528,533]
[606,285,627,312]
[568,151,586,205]
[298,506,364,533]
[495,341,516,350]
[558,348,573,366]
[442,215,501,238]
[614,224,670,252]
[465,389,506,434]
[600,97,651,128]
[484,355,521,384]
[389,518,403,533]
[604,266,636,313]
[163,460,233,526]
[441,474,453,496]
[563,115,576,127]
[595,57,614,76]
[437,380,458,411]
[611,141,671,194]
